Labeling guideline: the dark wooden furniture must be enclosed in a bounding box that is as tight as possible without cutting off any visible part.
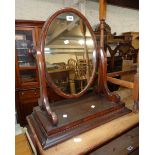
[15,20,64,126]
[94,23,139,93]
[26,0,136,152]
[123,32,139,50]
[94,21,139,74]
[15,20,44,126]
[107,43,138,72]
[106,42,138,93]
[107,59,139,112]
[107,0,139,10]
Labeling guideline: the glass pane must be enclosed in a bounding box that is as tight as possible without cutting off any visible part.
[15,30,36,67]
[19,70,37,83]
[44,12,95,94]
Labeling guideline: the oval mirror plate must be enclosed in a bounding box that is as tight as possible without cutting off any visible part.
[40,8,97,98]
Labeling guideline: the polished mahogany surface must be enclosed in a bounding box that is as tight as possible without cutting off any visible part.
[28,92,131,149]
[35,93,126,131]
[27,113,138,155]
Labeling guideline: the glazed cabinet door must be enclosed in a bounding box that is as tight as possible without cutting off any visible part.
[15,27,39,88]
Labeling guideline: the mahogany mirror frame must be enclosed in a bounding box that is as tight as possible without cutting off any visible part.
[36,4,120,125]
[38,8,98,99]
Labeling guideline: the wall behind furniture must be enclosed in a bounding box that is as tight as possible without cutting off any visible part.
[15,0,139,35]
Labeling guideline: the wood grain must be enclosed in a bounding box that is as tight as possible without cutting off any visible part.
[99,0,106,20]
[107,76,134,89]
[15,134,33,155]
[28,112,138,155]
[107,69,136,78]
[89,126,138,155]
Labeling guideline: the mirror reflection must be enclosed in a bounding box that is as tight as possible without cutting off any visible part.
[44,12,95,94]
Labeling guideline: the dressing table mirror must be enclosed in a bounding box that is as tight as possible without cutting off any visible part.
[27,2,132,151]
[44,9,97,96]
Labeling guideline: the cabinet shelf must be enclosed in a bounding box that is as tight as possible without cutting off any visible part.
[19,66,37,70]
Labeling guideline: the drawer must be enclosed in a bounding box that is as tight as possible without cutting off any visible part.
[19,89,40,100]
[19,99,39,126]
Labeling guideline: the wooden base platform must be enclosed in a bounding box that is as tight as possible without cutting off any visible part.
[27,93,131,150]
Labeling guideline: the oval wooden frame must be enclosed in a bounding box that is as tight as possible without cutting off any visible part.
[39,8,97,99]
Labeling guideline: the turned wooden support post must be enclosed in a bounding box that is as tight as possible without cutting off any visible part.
[98,0,120,102]
[99,0,106,20]
[99,0,106,48]
[98,0,106,92]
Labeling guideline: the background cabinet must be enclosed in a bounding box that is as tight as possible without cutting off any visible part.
[15,20,63,126]
[15,20,44,126]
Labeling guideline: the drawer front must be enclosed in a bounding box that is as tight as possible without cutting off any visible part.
[19,99,39,126]
[19,89,40,100]
[17,89,40,126]
[21,100,38,116]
